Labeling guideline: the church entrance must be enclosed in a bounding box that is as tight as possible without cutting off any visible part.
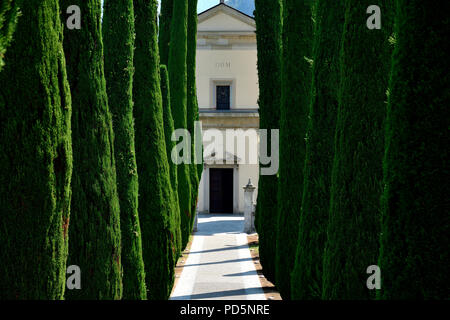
[209,168,233,213]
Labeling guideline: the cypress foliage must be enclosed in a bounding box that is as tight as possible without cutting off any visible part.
[160,64,182,259]
[159,0,173,66]
[378,0,449,300]
[168,0,192,249]
[0,0,72,299]
[254,0,282,284]
[322,0,393,300]
[275,0,313,299]
[61,0,122,299]
[103,0,147,300]
[0,0,21,71]
[290,0,345,300]
[187,0,200,230]
[133,0,177,299]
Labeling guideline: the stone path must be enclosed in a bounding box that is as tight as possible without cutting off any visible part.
[170,214,266,300]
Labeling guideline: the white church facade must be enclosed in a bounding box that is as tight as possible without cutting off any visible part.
[196,2,260,214]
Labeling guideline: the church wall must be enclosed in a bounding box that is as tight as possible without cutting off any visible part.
[196,49,258,109]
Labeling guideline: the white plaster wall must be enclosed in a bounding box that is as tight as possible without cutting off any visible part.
[198,12,255,32]
[197,164,259,214]
[196,49,259,109]
[198,168,205,211]
[237,164,259,213]
[196,128,260,214]
[195,8,260,214]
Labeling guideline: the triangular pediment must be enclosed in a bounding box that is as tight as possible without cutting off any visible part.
[198,4,256,32]
[204,149,241,164]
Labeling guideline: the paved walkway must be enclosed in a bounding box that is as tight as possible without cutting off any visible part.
[170,214,266,300]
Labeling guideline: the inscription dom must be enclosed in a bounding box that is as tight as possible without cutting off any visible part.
[215,61,231,69]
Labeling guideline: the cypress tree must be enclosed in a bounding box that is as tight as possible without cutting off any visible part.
[290,0,345,300]
[168,0,192,249]
[0,0,72,299]
[61,0,122,299]
[187,0,200,230]
[378,0,449,300]
[103,0,147,300]
[160,64,182,259]
[275,0,314,299]
[133,0,177,299]
[159,0,173,66]
[254,0,282,284]
[322,0,393,300]
[0,0,21,71]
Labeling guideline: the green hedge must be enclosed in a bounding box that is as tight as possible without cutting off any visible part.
[160,64,183,259]
[276,0,314,300]
[103,0,147,300]
[254,0,282,284]
[0,0,72,299]
[133,0,177,300]
[290,0,345,300]
[322,0,393,300]
[158,0,173,67]
[61,0,122,300]
[378,0,449,300]
[0,0,21,71]
[187,0,200,229]
[168,0,192,249]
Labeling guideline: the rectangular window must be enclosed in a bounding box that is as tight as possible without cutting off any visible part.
[216,85,231,110]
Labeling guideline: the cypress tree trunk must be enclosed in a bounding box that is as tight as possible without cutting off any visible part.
[276,0,314,299]
[254,0,282,284]
[61,0,122,300]
[168,0,192,249]
[290,0,345,300]
[379,0,449,300]
[103,0,147,300]
[322,0,393,300]
[0,0,21,71]
[161,64,182,259]
[187,0,200,231]
[159,0,173,66]
[133,0,177,300]
[0,0,72,299]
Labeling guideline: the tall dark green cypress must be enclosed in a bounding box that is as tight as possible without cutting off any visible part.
[160,64,182,259]
[254,0,282,284]
[290,0,345,300]
[378,0,449,300]
[159,0,173,66]
[187,0,200,231]
[168,0,192,249]
[0,0,72,300]
[61,0,122,299]
[0,0,21,71]
[159,0,183,258]
[133,0,177,300]
[103,0,147,300]
[322,0,393,300]
[276,0,313,299]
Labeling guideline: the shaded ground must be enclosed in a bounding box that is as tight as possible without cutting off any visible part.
[170,214,266,300]
[247,234,282,300]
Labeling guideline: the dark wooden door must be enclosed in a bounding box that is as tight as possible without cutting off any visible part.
[209,168,233,213]
[216,85,230,110]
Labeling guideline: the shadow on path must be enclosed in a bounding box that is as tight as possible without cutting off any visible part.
[170,214,266,300]
[173,287,264,300]
[180,257,253,268]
